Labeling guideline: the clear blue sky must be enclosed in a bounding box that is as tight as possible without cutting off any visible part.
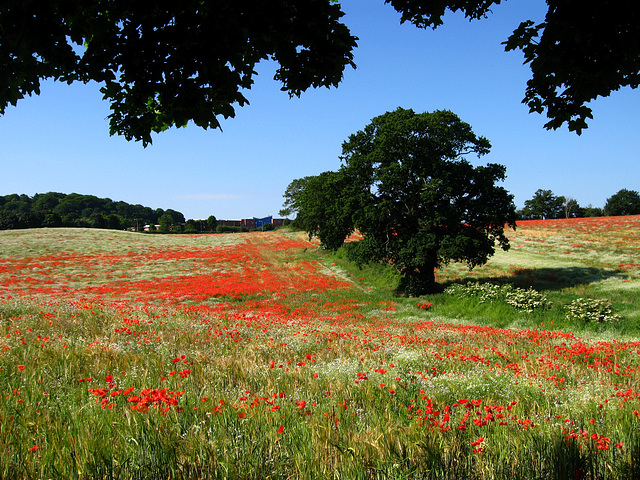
[1,1,639,220]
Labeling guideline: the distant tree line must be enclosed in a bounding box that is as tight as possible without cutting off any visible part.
[182,217,221,234]
[0,192,185,231]
[518,188,640,220]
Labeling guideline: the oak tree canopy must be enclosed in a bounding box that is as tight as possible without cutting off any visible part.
[287,108,517,294]
[1,0,357,145]
[2,0,639,143]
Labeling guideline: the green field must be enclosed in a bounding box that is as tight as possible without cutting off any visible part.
[1,217,639,479]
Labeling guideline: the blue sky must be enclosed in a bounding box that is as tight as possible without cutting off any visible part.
[1,1,639,220]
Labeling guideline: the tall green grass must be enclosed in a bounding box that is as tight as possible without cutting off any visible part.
[1,224,639,479]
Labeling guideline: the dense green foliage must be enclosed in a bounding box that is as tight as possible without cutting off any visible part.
[0,192,184,231]
[521,189,565,220]
[515,188,639,219]
[289,171,357,251]
[604,189,640,216]
[392,0,640,134]
[3,0,639,142]
[291,108,516,294]
[279,176,312,218]
[1,0,356,145]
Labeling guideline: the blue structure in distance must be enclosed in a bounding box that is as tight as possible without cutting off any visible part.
[254,216,272,228]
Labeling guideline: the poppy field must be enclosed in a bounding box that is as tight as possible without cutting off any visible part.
[1,217,640,479]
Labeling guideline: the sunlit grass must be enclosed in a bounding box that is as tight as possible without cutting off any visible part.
[1,220,639,478]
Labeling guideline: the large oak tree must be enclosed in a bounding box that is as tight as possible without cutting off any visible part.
[291,108,516,294]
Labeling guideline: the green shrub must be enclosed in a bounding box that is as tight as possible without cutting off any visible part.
[216,225,248,233]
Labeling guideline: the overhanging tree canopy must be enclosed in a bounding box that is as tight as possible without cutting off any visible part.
[290,108,517,294]
[388,0,640,134]
[1,0,357,145]
[3,0,639,143]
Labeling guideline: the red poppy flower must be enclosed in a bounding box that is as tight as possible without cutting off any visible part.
[470,437,485,447]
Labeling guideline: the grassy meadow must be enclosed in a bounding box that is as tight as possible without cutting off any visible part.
[1,216,640,479]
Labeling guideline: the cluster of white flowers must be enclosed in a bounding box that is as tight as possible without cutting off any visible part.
[565,298,621,323]
[445,281,623,323]
[444,282,550,313]
[444,282,503,303]
[504,288,550,313]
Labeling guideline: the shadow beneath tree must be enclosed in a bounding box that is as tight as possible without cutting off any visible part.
[441,266,628,292]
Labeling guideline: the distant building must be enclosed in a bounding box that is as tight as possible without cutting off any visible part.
[217,217,285,228]
[253,216,271,228]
